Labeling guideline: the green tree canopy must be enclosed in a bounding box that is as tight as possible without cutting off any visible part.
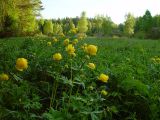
[43,20,53,35]
[77,11,88,34]
[0,0,43,36]
[124,13,135,37]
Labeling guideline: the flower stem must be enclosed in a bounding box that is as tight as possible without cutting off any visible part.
[50,80,58,108]
[68,59,73,107]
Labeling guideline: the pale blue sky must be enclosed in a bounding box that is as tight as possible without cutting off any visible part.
[41,0,160,24]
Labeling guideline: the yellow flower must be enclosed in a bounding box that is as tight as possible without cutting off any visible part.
[87,63,96,70]
[84,47,88,52]
[151,57,156,61]
[72,39,78,45]
[83,43,87,47]
[156,58,160,62]
[70,29,77,34]
[79,37,83,40]
[16,58,28,71]
[66,44,75,55]
[86,45,98,56]
[53,38,58,42]
[81,45,84,49]
[53,53,62,61]
[59,33,65,37]
[98,73,109,83]
[64,39,70,46]
[81,43,87,51]
[71,53,76,57]
[101,90,108,96]
[0,73,9,81]
[47,42,52,46]
[151,57,160,64]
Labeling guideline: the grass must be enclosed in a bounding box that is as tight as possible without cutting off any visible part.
[0,36,160,120]
[84,37,160,82]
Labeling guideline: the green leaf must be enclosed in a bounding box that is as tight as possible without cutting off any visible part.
[10,73,23,81]
[91,113,99,120]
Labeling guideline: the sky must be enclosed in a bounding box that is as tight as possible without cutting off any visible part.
[41,0,160,24]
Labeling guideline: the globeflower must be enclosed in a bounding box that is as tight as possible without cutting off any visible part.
[47,42,52,46]
[98,73,109,83]
[72,39,78,45]
[71,53,76,57]
[60,33,65,37]
[101,90,108,96]
[156,58,160,62]
[0,73,9,81]
[70,29,77,34]
[86,45,98,56]
[79,37,83,40]
[83,43,87,47]
[81,43,88,52]
[64,39,70,46]
[53,53,62,61]
[66,44,75,55]
[87,63,96,70]
[53,38,58,42]
[151,56,160,64]
[16,58,28,71]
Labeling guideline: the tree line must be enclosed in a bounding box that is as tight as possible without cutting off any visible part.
[38,10,160,39]
[0,1,160,39]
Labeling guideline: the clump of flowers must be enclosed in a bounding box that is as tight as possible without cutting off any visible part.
[64,39,70,46]
[0,73,9,81]
[87,63,96,70]
[86,45,98,56]
[16,58,28,71]
[66,44,75,55]
[101,90,108,96]
[53,53,62,61]
[98,73,109,83]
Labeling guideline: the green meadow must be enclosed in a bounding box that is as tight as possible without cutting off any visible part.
[0,37,160,120]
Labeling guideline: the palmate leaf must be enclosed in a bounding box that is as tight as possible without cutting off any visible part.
[120,79,149,95]
[43,108,71,120]
[81,110,103,120]
[10,72,23,81]
[73,76,85,88]
[91,113,99,120]
[60,76,73,87]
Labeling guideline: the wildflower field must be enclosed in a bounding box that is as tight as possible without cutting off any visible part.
[0,36,160,120]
